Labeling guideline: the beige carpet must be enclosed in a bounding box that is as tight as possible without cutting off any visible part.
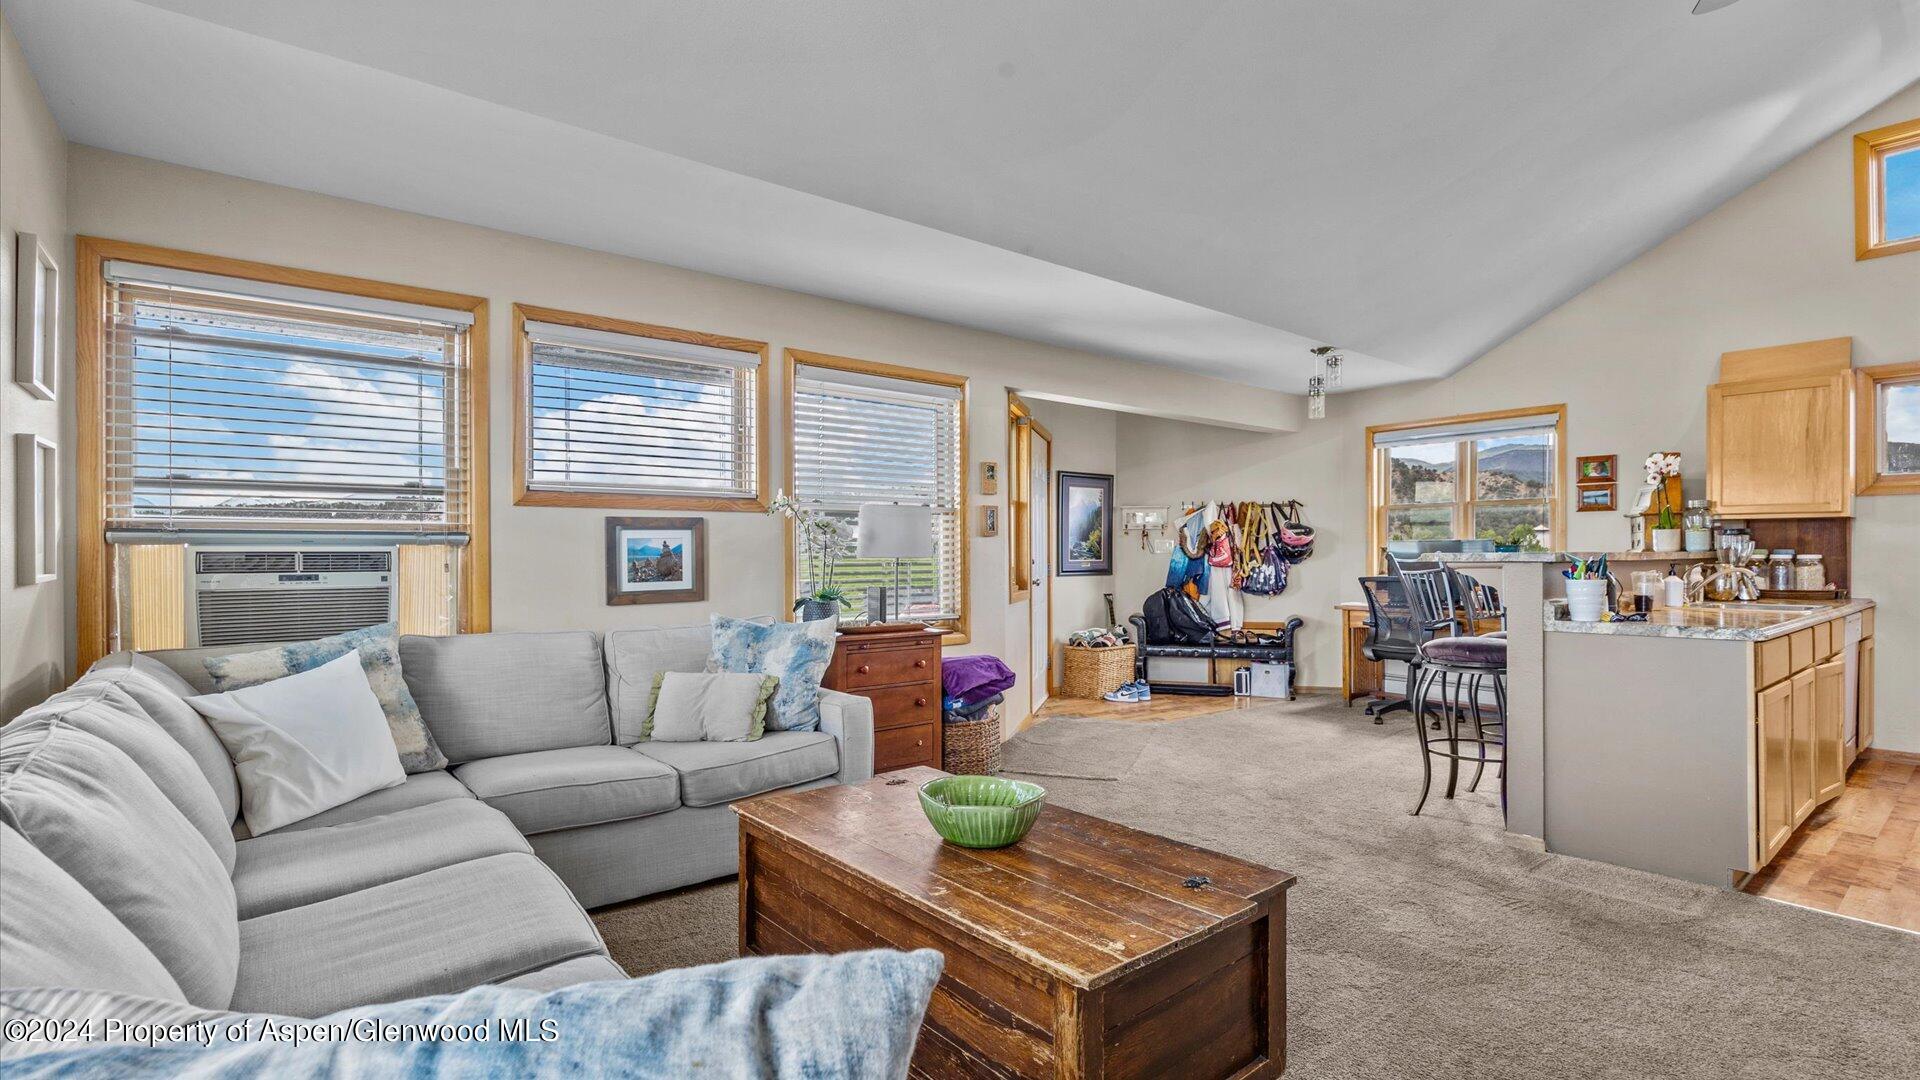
[592,697,1920,1078]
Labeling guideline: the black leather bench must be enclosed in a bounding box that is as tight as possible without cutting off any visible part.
[1126,615,1305,698]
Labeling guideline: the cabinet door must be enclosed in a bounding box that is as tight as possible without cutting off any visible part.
[1706,372,1851,517]
[1756,679,1795,865]
[1813,658,1846,804]
[1789,669,1817,826]
[1859,637,1875,750]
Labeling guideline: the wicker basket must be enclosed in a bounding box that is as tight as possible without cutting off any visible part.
[942,705,1003,776]
[1060,644,1138,698]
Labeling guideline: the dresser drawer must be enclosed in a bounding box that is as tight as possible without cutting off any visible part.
[861,682,940,731]
[875,722,938,772]
[841,644,937,689]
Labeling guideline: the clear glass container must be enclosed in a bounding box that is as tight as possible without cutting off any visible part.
[1682,499,1714,552]
[1632,570,1663,611]
[1768,552,1794,591]
[1794,554,1825,590]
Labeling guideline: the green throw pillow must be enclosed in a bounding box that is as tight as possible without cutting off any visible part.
[640,672,780,742]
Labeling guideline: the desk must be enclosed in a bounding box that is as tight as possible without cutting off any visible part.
[1337,602,1385,706]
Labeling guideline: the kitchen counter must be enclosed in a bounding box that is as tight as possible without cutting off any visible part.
[1543,598,1875,642]
[1431,550,1715,565]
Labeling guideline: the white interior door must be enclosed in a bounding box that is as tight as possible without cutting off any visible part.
[1029,426,1052,711]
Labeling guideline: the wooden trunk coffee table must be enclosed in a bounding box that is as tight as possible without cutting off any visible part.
[734,767,1296,1079]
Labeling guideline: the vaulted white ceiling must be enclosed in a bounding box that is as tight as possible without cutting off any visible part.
[8,0,1919,392]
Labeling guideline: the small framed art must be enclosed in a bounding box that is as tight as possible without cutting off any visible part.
[1576,484,1617,512]
[605,516,706,605]
[13,233,58,400]
[1576,454,1616,483]
[981,505,999,536]
[980,461,999,496]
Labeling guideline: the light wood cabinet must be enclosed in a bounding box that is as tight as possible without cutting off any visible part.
[1813,657,1847,804]
[1757,678,1796,865]
[1788,668,1817,827]
[1859,635,1875,751]
[1707,371,1853,517]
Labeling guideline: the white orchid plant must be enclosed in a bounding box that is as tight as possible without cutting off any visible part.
[768,491,857,611]
[1644,452,1682,529]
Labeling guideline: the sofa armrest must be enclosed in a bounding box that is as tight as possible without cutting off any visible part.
[817,688,875,786]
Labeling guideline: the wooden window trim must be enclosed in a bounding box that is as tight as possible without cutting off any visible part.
[1856,360,1920,496]
[74,237,491,671]
[1854,116,1920,261]
[1007,392,1033,602]
[1364,404,1568,573]
[783,348,970,646]
[510,303,770,512]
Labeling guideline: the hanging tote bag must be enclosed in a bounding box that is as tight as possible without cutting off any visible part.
[1276,500,1316,563]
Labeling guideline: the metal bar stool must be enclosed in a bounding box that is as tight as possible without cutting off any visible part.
[1408,634,1507,816]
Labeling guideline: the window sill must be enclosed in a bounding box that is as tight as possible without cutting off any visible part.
[514,488,767,513]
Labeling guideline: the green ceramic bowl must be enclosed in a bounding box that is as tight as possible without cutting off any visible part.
[918,775,1047,849]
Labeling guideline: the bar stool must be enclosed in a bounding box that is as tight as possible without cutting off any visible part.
[1408,633,1507,816]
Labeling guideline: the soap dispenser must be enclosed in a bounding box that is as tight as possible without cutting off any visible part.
[1663,564,1686,608]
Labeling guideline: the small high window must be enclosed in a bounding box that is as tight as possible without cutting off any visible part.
[1857,361,1920,496]
[1855,116,1920,261]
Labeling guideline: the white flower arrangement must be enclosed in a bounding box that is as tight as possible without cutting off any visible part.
[1643,452,1682,527]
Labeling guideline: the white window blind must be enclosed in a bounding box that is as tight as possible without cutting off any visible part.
[103,267,470,534]
[524,321,759,499]
[792,363,963,624]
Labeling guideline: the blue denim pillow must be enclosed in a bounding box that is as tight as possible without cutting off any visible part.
[203,622,446,773]
[3,948,943,1079]
[706,614,837,733]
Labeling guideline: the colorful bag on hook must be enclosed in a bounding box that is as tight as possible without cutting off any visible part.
[1276,500,1315,563]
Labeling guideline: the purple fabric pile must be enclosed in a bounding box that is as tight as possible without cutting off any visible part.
[941,655,1015,707]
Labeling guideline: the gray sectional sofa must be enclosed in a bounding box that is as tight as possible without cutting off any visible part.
[0,624,874,1019]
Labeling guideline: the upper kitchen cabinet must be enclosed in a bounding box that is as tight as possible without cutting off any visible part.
[1707,337,1854,518]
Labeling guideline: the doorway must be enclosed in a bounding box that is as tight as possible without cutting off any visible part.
[1009,394,1054,715]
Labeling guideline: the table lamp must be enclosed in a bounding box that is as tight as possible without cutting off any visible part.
[856,503,934,624]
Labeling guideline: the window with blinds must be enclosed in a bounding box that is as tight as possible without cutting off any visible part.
[103,263,472,534]
[791,362,965,626]
[522,318,761,501]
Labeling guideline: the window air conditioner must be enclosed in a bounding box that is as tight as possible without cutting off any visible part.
[188,546,397,648]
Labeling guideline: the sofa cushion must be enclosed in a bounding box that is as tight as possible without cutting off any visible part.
[81,652,241,824]
[14,681,236,873]
[204,623,448,774]
[634,732,840,808]
[0,827,186,1002]
[272,769,473,833]
[496,954,629,991]
[401,631,611,763]
[233,799,531,919]
[231,852,608,1017]
[453,747,679,835]
[603,621,768,745]
[0,723,238,1008]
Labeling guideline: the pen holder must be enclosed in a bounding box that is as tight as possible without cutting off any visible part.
[1564,578,1609,622]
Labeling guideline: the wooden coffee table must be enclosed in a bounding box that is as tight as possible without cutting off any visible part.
[733,767,1296,1079]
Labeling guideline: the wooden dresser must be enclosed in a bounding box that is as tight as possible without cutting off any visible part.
[821,626,943,773]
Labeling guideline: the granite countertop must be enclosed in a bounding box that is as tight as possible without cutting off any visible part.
[1543,598,1875,641]
[1431,550,1715,565]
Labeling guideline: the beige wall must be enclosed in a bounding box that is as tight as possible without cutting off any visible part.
[0,17,73,719]
[1117,80,1920,751]
[63,146,1292,732]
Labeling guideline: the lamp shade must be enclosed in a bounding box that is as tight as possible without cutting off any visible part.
[856,503,934,559]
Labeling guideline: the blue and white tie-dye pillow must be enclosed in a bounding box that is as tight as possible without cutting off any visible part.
[204,623,447,773]
[3,948,944,1078]
[707,614,838,733]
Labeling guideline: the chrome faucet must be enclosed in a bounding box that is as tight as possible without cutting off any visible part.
[1685,564,1763,604]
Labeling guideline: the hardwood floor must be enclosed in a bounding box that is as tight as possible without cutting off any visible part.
[1743,750,1920,934]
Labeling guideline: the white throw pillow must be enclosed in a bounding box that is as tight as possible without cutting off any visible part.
[186,651,406,835]
[647,672,781,742]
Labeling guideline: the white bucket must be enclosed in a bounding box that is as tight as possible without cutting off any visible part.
[1565,578,1610,622]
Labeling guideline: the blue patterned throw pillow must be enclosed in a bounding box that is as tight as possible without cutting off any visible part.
[707,614,837,732]
[204,623,447,773]
[3,948,944,1078]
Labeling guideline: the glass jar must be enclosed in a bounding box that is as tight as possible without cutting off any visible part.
[1632,570,1663,611]
[1682,499,1713,552]
[1794,554,1825,590]
[1768,551,1794,591]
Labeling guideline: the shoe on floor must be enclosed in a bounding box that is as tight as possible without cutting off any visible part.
[1133,681,1152,701]
[1103,683,1142,703]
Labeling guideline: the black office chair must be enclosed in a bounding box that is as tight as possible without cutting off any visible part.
[1357,575,1421,724]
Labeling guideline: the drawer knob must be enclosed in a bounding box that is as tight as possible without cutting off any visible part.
[914,658,928,669]
[915,697,928,707]
[857,664,871,674]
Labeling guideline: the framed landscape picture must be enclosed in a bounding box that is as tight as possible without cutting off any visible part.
[605,516,706,605]
[1055,471,1114,576]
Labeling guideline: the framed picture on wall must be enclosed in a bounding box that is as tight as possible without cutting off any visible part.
[1576,483,1617,512]
[1575,454,1616,482]
[605,516,706,605]
[1055,471,1114,576]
